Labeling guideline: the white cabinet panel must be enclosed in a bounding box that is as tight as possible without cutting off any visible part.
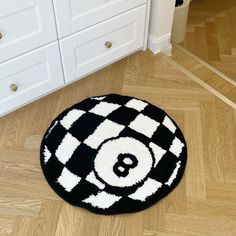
[0,0,57,62]
[53,0,147,37]
[0,42,64,116]
[60,5,146,83]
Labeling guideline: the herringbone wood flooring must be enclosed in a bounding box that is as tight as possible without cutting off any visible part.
[0,50,236,236]
[181,0,236,81]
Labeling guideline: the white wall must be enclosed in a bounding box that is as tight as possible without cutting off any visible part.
[148,0,176,55]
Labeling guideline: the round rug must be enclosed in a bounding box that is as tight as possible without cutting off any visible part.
[40,94,187,215]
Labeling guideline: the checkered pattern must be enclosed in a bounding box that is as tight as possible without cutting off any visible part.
[40,94,187,215]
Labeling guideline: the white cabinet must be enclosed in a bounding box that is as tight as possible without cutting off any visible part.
[0,0,150,116]
[0,0,57,62]
[60,6,146,83]
[53,0,147,38]
[0,42,64,116]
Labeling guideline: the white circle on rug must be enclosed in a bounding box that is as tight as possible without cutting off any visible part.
[94,137,153,187]
[40,94,187,215]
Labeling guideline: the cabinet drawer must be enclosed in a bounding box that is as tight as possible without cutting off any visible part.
[53,0,147,37]
[0,0,57,62]
[0,42,64,116]
[60,5,146,83]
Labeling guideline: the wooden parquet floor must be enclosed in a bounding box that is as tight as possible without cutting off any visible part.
[0,50,236,236]
[181,0,236,81]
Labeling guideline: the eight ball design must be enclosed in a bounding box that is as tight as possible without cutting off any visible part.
[40,94,187,215]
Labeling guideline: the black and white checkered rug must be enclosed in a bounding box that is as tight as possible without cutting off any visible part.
[40,94,187,215]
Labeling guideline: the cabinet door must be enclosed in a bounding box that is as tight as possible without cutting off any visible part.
[0,42,64,116]
[60,5,146,83]
[0,0,57,62]
[53,0,147,37]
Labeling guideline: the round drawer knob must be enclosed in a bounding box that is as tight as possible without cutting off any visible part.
[10,84,18,92]
[105,41,112,49]
[0,32,2,40]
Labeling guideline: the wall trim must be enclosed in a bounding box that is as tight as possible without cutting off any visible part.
[148,33,172,55]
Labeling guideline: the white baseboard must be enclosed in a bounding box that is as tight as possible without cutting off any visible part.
[148,34,172,55]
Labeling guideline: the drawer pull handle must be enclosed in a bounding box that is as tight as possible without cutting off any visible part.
[105,41,112,49]
[10,84,18,92]
[0,32,2,40]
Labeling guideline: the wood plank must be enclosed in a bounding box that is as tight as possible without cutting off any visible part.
[33,200,63,236]
[200,100,225,183]
[184,111,206,199]
[205,21,221,61]
[216,16,232,55]
[186,198,236,221]
[195,26,208,61]
[165,214,236,236]
[55,204,101,236]
[11,216,37,236]
[143,230,185,236]
[143,203,165,232]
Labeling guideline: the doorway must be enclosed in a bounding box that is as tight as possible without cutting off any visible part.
[180,0,236,81]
